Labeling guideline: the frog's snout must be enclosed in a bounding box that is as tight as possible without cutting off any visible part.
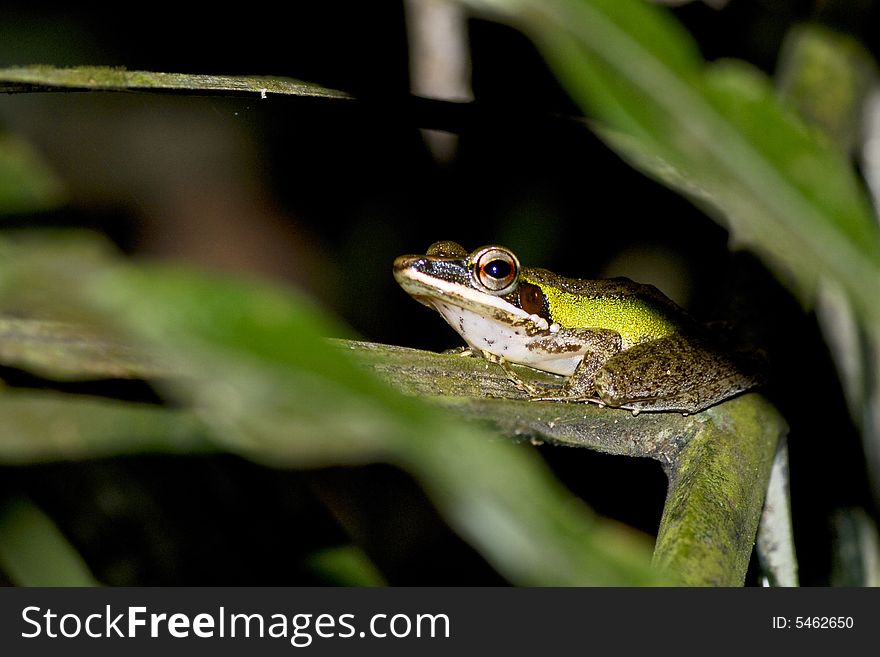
[393,256,427,287]
[393,255,424,273]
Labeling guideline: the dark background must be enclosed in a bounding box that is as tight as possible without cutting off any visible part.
[0,0,876,585]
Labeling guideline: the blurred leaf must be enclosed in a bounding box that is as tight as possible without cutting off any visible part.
[0,496,99,586]
[777,24,875,155]
[307,545,387,586]
[0,318,167,380]
[463,0,880,326]
[831,508,880,586]
[0,132,66,214]
[775,24,880,508]
[0,390,213,464]
[0,234,664,585]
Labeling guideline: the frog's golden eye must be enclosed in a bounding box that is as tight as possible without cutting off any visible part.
[471,246,520,296]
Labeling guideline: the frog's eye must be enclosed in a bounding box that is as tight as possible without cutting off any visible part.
[472,246,520,296]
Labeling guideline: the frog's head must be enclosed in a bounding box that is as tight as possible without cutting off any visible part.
[393,241,554,353]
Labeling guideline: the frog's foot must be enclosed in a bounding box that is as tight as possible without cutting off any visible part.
[479,350,544,395]
[527,359,608,404]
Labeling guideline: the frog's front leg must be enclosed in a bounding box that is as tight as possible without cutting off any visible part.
[527,328,623,401]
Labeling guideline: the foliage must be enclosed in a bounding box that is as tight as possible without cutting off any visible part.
[2,0,878,586]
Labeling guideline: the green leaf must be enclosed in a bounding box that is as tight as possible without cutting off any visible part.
[0,132,66,215]
[307,546,387,587]
[776,24,875,154]
[0,66,352,100]
[0,390,213,464]
[0,317,166,380]
[0,496,100,586]
[463,0,880,326]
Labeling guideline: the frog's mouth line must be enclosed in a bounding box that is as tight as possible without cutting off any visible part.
[394,266,532,323]
[396,262,581,376]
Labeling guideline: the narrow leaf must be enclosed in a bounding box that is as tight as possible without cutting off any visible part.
[0,497,99,586]
[0,66,352,100]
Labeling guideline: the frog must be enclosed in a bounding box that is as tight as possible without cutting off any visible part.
[393,241,760,413]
